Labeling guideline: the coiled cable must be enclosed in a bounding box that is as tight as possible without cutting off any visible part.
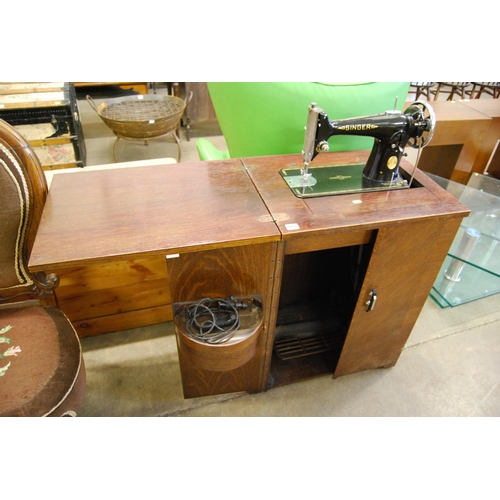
[185,297,246,344]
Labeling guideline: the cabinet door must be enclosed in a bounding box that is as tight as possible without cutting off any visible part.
[333,217,462,378]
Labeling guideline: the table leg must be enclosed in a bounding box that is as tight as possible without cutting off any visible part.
[173,132,182,162]
[113,137,121,162]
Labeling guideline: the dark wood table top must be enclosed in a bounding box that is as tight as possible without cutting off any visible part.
[29,152,469,272]
[243,151,470,237]
[29,159,281,272]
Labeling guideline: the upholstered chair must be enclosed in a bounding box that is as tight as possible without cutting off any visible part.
[0,119,86,416]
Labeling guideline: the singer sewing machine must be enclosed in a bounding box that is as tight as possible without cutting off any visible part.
[280,101,436,197]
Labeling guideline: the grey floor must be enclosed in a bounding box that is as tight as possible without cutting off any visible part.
[68,85,500,417]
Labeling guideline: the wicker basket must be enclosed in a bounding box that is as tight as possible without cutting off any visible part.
[87,94,186,139]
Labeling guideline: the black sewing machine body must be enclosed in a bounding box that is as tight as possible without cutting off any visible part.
[281,101,436,197]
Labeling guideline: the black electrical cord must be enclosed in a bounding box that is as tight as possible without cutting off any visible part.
[185,297,247,344]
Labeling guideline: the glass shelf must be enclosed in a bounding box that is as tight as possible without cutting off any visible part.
[467,172,500,196]
[431,256,500,308]
[427,173,500,307]
[448,226,500,278]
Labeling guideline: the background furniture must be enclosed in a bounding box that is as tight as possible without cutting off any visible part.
[429,173,500,307]
[416,100,491,183]
[469,82,500,99]
[0,119,85,416]
[27,151,468,398]
[152,83,220,141]
[87,94,188,162]
[183,82,219,141]
[0,82,86,170]
[74,82,149,95]
[432,82,472,101]
[410,82,435,100]
[460,99,500,179]
[197,82,411,161]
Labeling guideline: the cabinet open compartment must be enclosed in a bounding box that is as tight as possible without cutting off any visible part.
[269,241,374,388]
[173,295,263,372]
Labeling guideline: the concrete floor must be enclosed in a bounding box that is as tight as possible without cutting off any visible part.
[66,85,500,417]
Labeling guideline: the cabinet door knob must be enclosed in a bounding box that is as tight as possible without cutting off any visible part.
[366,289,377,311]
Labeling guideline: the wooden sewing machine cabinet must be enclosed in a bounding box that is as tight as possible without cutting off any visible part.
[28,151,469,398]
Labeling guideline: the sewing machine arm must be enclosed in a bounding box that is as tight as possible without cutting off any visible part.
[302,101,435,186]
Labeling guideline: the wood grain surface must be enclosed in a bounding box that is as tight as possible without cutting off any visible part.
[27,151,470,395]
[29,158,281,272]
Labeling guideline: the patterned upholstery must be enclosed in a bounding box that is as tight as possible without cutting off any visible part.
[0,119,48,301]
[0,304,86,416]
[0,141,33,291]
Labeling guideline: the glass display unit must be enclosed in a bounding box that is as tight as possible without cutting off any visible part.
[428,173,500,307]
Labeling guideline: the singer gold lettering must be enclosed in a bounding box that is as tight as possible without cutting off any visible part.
[338,124,379,131]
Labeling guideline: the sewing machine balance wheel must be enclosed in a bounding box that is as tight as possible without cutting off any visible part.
[405,100,436,149]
